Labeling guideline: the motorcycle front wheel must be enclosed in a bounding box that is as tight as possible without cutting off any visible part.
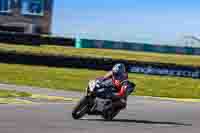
[72,96,89,119]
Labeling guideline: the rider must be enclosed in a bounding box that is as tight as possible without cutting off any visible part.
[96,63,135,110]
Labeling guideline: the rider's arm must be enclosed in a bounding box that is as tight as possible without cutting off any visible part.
[103,71,113,79]
[96,71,113,81]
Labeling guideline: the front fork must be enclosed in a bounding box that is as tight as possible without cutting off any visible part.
[84,86,95,110]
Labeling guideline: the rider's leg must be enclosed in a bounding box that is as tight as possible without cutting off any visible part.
[112,98,126,110]
[112,81,135,110]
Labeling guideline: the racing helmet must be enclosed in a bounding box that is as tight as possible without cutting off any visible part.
[112,63,126,76]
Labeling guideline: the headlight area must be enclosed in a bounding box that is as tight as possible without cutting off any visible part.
[89,80,96,92]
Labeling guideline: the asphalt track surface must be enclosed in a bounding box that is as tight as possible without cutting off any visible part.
[0,95,200,133]
[0,83,200,132]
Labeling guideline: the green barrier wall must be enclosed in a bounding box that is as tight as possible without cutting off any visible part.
[78,38,200,55]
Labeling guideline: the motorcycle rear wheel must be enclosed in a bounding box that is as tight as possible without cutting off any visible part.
[102,109,120,121]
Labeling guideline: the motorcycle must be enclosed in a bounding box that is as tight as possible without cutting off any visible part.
[72,79,125,121]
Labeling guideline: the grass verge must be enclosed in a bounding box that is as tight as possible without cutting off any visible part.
[1,43,200,67]
[0,98,33,104]
[0,89,33,104]
[0,89,31,98]
[0,63,199,99]
[0,89,76,104]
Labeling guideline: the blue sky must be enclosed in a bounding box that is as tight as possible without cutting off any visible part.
[52,0,200,45]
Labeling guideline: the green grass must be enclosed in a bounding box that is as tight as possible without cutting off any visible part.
[0,89,31,98]
[0,63,199,99]
[0,98,33,104]
[1,43,200,67]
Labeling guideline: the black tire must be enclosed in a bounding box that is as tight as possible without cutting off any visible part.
[111,109,120,119]
[103,109,120,121]
[72,96,89,119]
